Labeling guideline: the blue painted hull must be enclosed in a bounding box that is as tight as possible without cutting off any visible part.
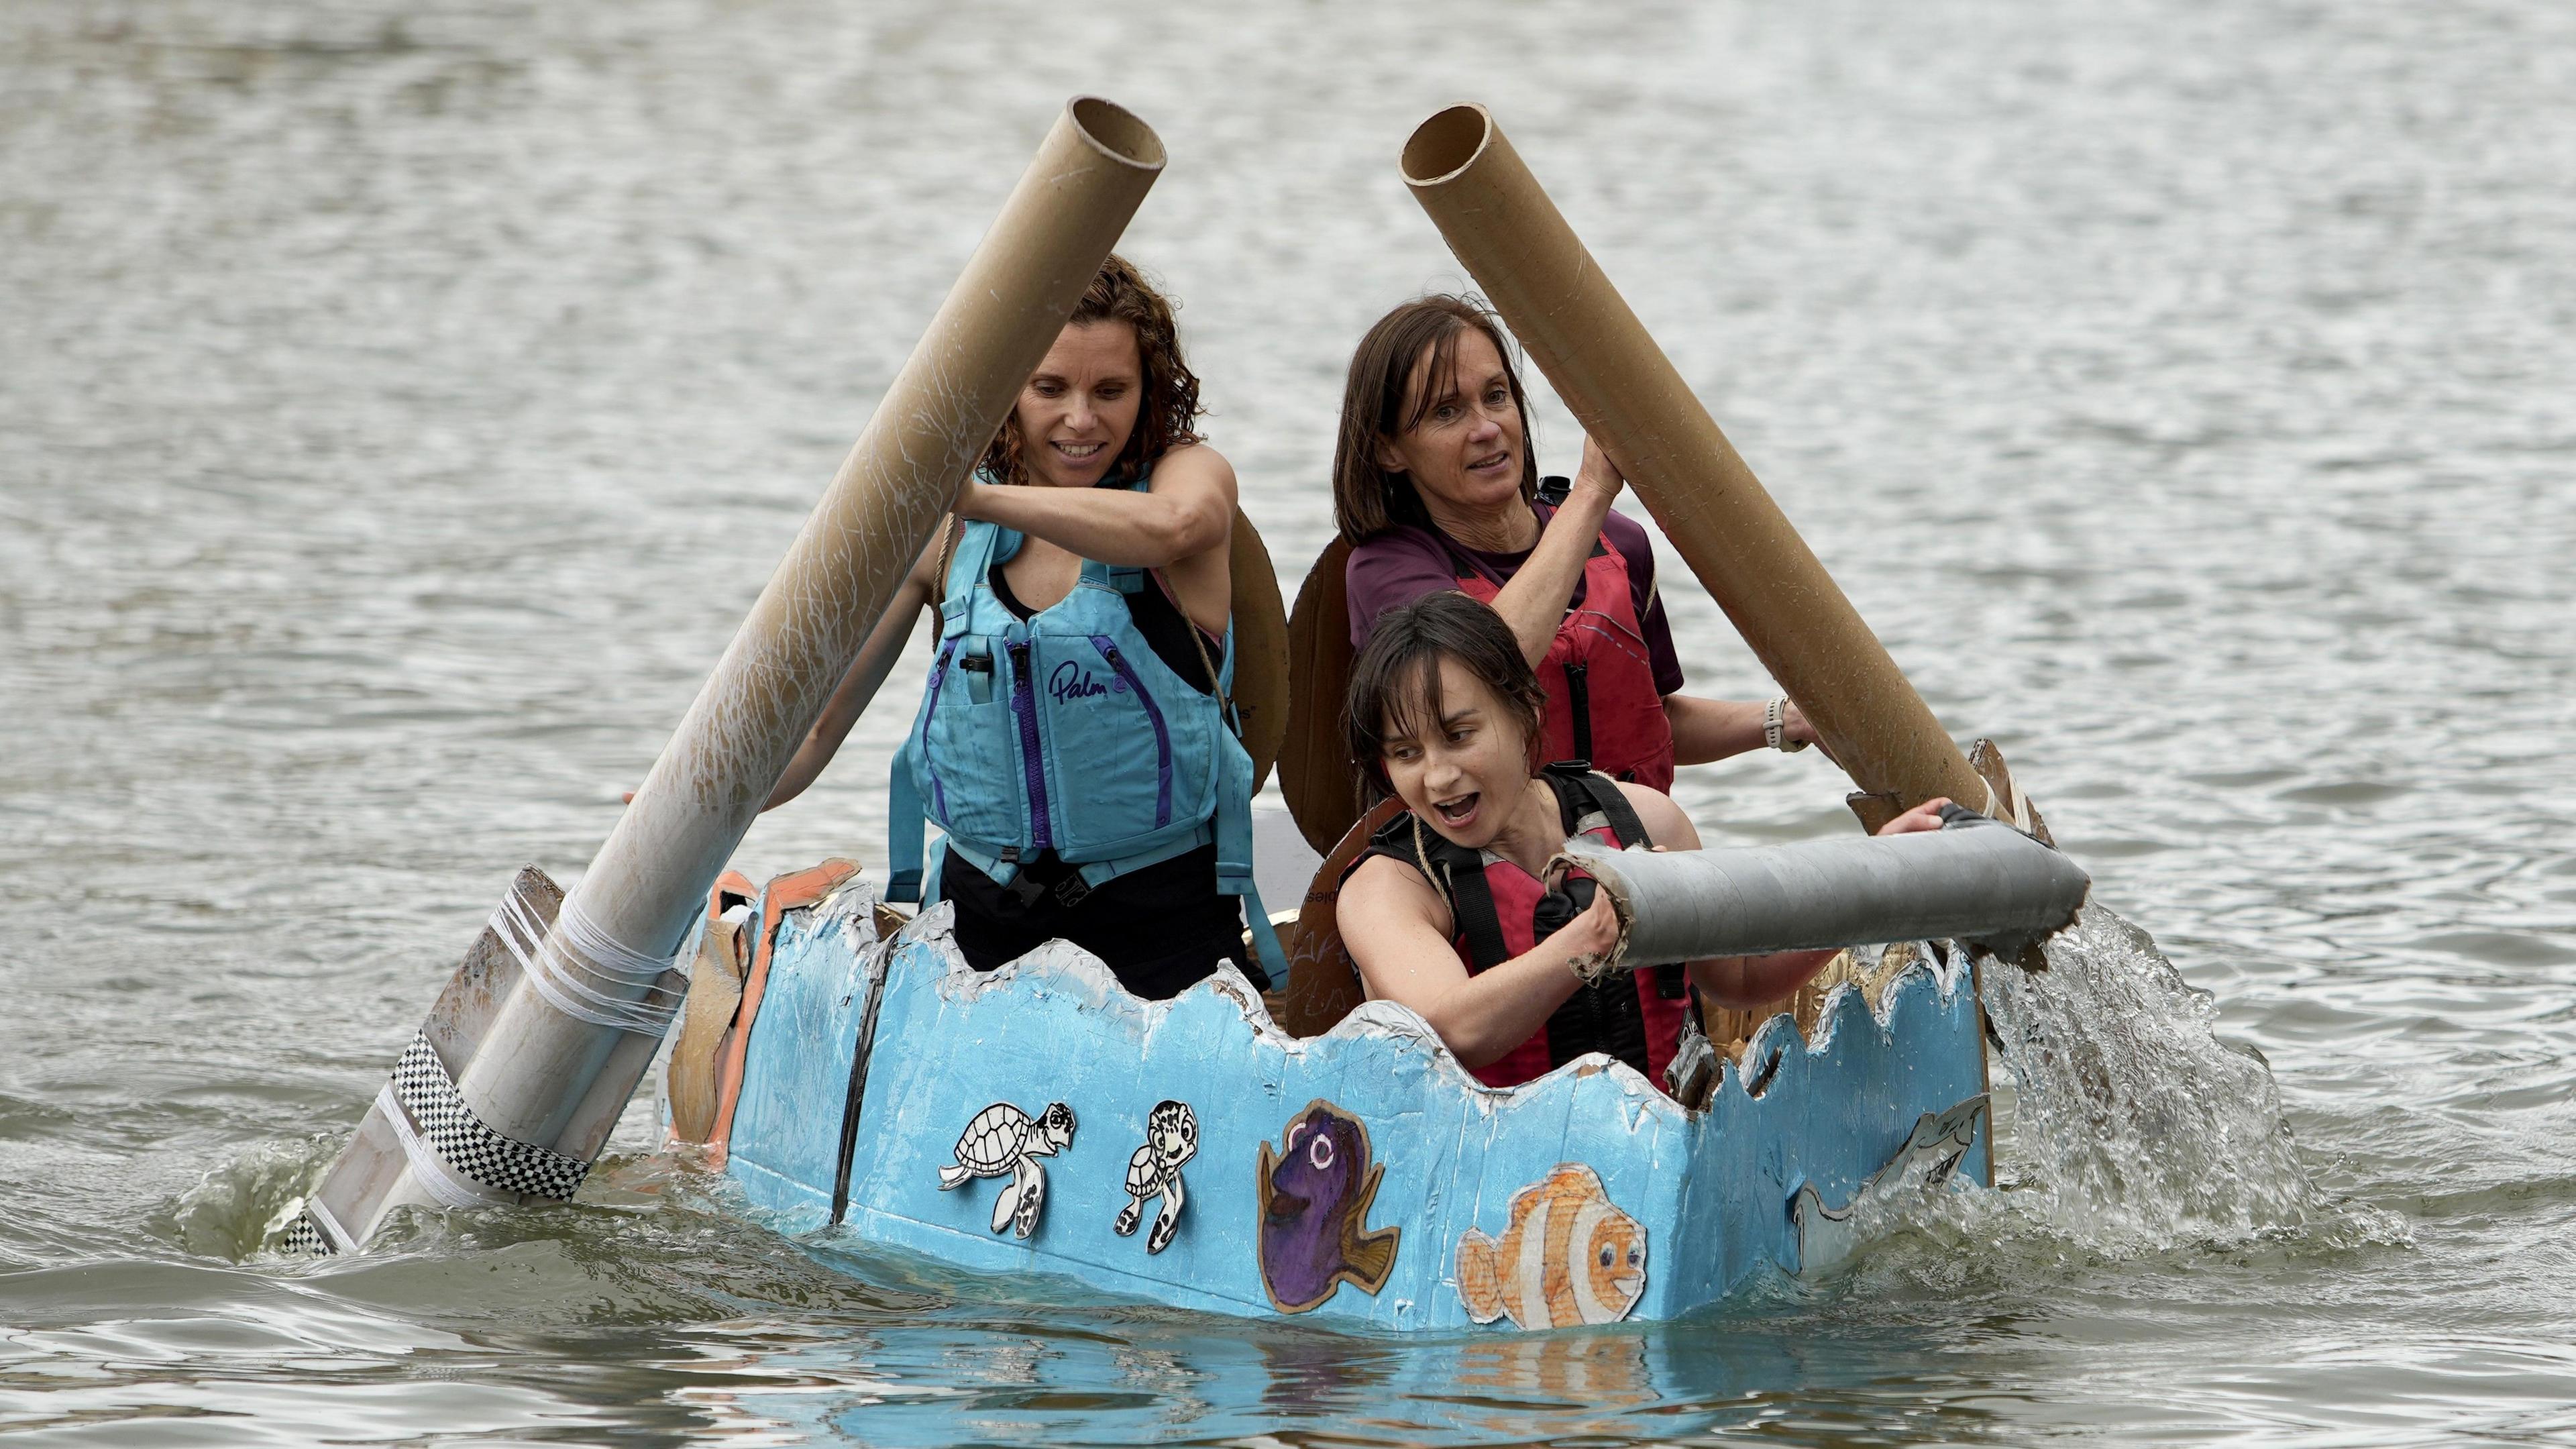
[720,885,1989,1331]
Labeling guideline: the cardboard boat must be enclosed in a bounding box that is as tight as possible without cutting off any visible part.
[274,95,2072,1319]
[672,835,2006,1332]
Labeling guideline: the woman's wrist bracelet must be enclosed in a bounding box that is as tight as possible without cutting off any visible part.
[1764,696,1811,753]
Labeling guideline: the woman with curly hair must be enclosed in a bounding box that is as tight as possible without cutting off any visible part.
[765,255,1279,999]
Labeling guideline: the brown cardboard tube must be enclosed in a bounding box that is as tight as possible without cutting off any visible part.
[1400,105,1988,815]
[313,98,1166,1250]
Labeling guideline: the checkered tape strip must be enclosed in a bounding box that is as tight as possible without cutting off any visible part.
[278,1212,332,1256]
[390,1032,591,1201]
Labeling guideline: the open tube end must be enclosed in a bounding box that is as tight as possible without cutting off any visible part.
[1401,104,1495,188]
[1068,96,1166,172]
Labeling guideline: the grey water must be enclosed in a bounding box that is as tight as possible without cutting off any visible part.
[5,0,2572,1442]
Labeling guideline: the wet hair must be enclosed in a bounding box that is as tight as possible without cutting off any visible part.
[1344,592,1547,784]
[1330,294,1540,543]
[981,254,1204,487]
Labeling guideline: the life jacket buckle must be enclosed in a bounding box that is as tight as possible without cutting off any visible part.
[1051,873,1093,909]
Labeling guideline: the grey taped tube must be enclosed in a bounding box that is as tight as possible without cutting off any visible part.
[1552,816,2090,971]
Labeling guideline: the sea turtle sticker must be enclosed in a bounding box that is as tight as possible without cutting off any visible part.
[1114,1099,1198,1254]
[937,1101,1076,1238]
[1256,1099,1401,1313]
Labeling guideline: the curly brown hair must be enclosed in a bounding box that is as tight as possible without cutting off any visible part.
[979,254,1204,487]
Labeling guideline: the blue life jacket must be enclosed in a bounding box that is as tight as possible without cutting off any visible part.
[885,477,1285,983]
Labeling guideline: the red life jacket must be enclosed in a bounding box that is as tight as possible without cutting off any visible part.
[1452,531,1676,792]
[1360,765,1692,1093]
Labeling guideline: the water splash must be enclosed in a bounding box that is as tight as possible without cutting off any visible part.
[1980,904,2316,1248]
[145,1134,338,1260]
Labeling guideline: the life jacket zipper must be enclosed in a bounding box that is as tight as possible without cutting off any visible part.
[1008,639,1053,851]
[1562,661,1595,766]
[1094,637,1173,829]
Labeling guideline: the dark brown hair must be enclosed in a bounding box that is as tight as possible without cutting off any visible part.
[1344,592,1547,782]
[1330,295,1539,543]
[981,254,1203,487]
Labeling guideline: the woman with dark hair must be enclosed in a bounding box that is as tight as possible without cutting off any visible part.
[765,254,1281,1000]
[1333,297,1821,792]
[1336,593,1943,1091]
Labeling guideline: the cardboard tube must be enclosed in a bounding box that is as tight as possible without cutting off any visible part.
[1554,816,2090,970]
[1400,105,1988,814]
[332,98,1167,1246]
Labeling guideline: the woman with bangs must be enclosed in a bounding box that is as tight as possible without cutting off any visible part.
[1335,593,1947,1092]
[764,254,1281,1000]
[1333,297,1825,790]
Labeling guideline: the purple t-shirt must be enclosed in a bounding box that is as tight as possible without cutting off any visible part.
[1344,503,1686,696]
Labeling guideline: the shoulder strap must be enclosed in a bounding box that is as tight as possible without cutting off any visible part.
[886,741,926,903]
[1544,763,1652,848]
[1362,812,1511,972]
[1445,845,1510,971]
[1210,723,1285,987]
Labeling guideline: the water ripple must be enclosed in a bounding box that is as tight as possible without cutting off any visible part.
[5,0,2573,1442]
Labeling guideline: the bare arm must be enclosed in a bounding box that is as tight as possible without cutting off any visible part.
[762,531,944,811]
[1663,693,1827,767]
[1651,788,1953,1006]
[1662,694,1770,765]
[1485,437,1622,667]
[956,443,1234,570]
[1339,853,1619,1070]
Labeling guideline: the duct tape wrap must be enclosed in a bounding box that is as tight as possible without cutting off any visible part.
[1548,813,2090,977]
[280,1191,358,1256]
[278,1212,334,1256]
[388,1032,594,1201]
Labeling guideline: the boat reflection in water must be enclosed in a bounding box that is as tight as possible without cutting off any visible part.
[663,1301,1854,1446]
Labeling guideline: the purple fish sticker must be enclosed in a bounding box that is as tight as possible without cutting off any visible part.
[1256,1099,1401,1313]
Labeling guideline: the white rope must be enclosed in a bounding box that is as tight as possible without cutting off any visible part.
[552,890,694,984]
[488,884,688,1038]
[375,1083,513,1210]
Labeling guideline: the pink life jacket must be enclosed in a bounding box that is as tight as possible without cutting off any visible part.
[1452,535,1676,792]
[1361,765,1690,1093]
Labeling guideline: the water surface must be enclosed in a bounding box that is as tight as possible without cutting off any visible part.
[5,1,2573,1443]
